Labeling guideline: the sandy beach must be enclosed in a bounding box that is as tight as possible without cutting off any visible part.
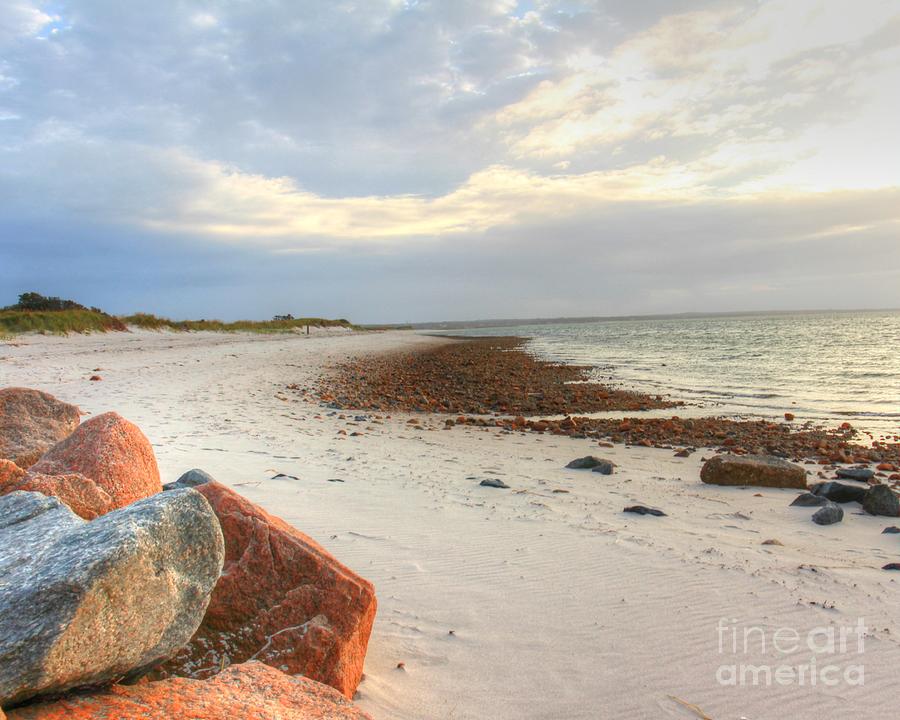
[2,329,898,719]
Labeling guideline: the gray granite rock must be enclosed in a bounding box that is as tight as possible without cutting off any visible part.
[480,478,509,489]
[835,467,875,482]
[566,456,607,470]
[0,488,224,707]
[862,484,900,517]
[163,467,216,490]
[590,460,616,475]
[810,481,867,504]
[812,502,844,525]
[790,492,828,507]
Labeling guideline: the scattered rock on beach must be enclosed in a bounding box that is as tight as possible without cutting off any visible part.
[157,471,377,699]
[0,488,224,707]
[0,388,81,469]
[0,472,113,520]
[480,478,509,489]
[5,662,372,720]
[882,526,900,534]
[566,456,612,470]
[30,412,162,510]
[591,460,615,475]
[812,502,844,525]
[623,505,666,517]
[810,481,867,504]
[862,484,900,517]
[700,454,807,489]
[790,492,828,507]
[883,563,900,571]
[761,539,784,546]
[836,467,875,482]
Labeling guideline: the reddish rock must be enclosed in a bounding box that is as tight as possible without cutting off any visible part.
[6,662,372,720]
[154,477,377,698]
[784,413,795,421]
[701,454,808,489]
[0,388,81,468]
[0,459,25,486]
[0,472,114,520]
[30,412,161,509]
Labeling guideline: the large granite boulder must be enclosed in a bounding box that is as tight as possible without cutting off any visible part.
[701,454,807,489]
[862,484,900,517]
[0,489,224,707]
[5,662,372,719]
[30,412,161,510]
[0,472,113,520]
[155,471,377,699]
[0,460,25,486]
[0,389,80,468]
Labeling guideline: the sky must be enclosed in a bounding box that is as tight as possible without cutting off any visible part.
[1,0,899,323]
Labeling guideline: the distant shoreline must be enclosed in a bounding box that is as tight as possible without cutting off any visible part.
[412,307,900,331]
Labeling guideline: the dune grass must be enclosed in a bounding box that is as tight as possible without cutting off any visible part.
[0,309,354,336]
[119,313,354,333]
[0,309,128,335]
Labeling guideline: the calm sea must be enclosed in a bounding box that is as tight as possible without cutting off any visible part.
[428,311,900,437]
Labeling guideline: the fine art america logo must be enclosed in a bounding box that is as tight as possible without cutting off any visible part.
[716,618,866,687]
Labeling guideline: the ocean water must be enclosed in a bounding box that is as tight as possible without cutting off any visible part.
[428,311,900,437]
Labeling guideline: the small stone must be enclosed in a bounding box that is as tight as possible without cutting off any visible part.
[590,460,615,475]
[883,563,900,571]
[480,478,509,489]
[623,505,666,517]
[882,526,900,534]
[761,539,784,546]
[566,456,608,470]
[812,502,844,525]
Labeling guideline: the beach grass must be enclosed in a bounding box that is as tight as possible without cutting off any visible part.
[0,308,355,337]
[0,309,127,335]
[119,313,354,334]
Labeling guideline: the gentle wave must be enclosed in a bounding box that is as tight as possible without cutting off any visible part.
[430,310,900,436]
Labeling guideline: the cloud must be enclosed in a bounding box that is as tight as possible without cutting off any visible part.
[0,0,898,319]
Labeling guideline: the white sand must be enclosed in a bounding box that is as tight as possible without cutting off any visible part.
[2,329,898,719]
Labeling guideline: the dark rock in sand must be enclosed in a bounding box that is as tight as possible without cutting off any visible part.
[566,456,609,470]
[790,492,829,507]
[882,563,900,571]
[164,467,216,490]
[812,502,844,525]
[623,505,666,517]
[862,484,900,517]
[836,467,875,482]
[0,488,224,707]
[479,478,510,489]
[700,454,807,489]
[590,460,615,475]
[882,526,900,534]
[811,481,867,504]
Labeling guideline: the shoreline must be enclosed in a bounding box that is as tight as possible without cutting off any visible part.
[2,329,899,719]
